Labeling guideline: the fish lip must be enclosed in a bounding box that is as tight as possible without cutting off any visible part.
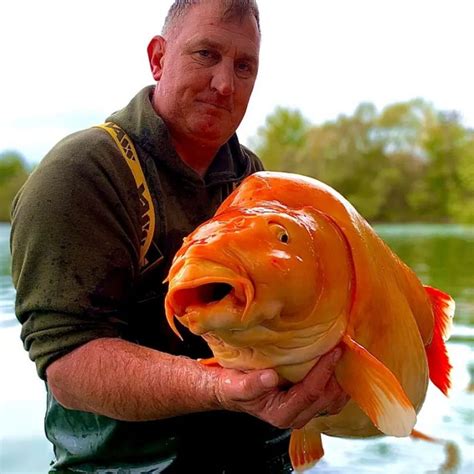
[164,257,255,337]
[166,274,255,323]
[170,276,245,308]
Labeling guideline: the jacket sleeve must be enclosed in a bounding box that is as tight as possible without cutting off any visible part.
[10,128,143,379]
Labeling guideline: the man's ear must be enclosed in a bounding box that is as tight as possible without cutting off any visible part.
[147,36,166,81]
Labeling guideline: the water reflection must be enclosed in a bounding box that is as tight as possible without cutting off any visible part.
[0,223,11,276]
[376,224,474,326]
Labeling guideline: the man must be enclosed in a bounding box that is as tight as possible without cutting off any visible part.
[10,1,347,472]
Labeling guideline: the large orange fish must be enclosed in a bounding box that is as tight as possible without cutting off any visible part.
[164,171,454,471]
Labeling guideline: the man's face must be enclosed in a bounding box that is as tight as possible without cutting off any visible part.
[151,1,260,148]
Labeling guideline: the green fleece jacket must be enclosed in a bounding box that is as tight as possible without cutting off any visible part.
[10,86,291,472]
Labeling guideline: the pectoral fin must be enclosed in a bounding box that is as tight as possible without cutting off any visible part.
[289,419,324,472]
[335,334,416,437]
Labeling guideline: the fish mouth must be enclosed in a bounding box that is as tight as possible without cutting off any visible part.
[165,264,255,336]
[175,281,235,308]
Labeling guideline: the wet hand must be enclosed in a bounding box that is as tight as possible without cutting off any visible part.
[213,348,349,429]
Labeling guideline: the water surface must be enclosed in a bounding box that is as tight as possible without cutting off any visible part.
[1,223,473,473]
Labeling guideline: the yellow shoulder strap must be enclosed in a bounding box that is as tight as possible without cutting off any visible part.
[95,122,155,268]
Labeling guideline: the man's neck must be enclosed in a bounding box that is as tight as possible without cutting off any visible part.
[171,137,220,178]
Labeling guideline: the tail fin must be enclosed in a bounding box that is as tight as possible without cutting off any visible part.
[424,286,455,396]
[411,429,461,473]
[289,422,325,472]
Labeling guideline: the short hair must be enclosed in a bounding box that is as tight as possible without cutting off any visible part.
[162,0,261,36]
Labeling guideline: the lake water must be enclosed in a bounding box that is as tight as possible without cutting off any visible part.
[0,222,473,473]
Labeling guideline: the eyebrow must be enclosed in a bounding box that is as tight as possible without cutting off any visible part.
[186,38,222,51]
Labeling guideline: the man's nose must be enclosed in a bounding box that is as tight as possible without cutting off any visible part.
[210,60,235,96]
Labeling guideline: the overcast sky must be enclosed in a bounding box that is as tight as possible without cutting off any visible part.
[1,0,473,164]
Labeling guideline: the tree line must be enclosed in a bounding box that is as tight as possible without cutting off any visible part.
[252,99,474,224]
[1,99,473,223]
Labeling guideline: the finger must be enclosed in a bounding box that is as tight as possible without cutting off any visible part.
[290,398,332,429]
[271,386,329,428]
[279,372,346,429]
[296,377,350,425]
[327,388,350,415]
[302,348,343,390]
[290,396,342,429]
[329,392,350,415]
[281,349,342,411]
[323,376,349,414]
[220,369,279,403]
[289,381,341,428]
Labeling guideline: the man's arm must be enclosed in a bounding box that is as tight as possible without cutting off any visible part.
[47,337,348,428]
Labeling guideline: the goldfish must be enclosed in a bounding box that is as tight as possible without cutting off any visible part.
[164,171,455,471]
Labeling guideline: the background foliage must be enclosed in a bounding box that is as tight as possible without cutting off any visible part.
[0,151,29,222]
[252,100,474,223]
[1,100,473,223]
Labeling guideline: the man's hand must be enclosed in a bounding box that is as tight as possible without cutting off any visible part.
[212,348,349,430]
[47,338,347,425]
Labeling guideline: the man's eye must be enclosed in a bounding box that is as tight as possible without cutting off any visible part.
[236,62,254,78]
[196,50,219,61]
[194,50,220,64]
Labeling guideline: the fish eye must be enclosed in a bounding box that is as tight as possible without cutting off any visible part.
[269,222,290,244]
[279,232,289,244]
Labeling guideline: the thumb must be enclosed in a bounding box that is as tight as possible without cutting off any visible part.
[238,369,279,400]
[258,370,280,389]
[217,368,280,407]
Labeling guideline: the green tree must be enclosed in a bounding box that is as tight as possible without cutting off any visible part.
[0,150,30,222]
[253,107,310,171]
[296,103,392,220]
[375,99,435,155]
[424,113,474,222]
[252,100,473,223]
[450,136,474,223]
[375,100,435,221]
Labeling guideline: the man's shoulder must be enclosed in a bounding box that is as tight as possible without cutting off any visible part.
[12,124,141,229]
[16,126,135,209]
[33,125,132,183]
[46,126,119,164]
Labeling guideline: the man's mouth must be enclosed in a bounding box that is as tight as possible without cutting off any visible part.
[197,99,231,112]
